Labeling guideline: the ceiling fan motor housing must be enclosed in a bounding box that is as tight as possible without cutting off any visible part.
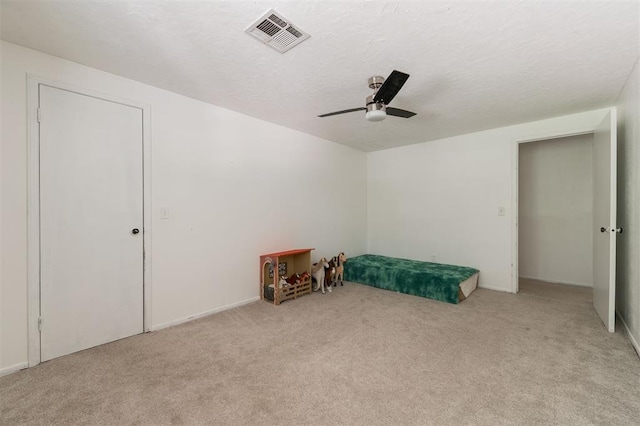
[366,94,386,112]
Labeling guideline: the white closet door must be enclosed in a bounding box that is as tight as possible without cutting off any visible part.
[592,109,617,333]
[39,85,144,361]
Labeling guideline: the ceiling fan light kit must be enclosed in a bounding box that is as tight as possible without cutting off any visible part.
[365,110,387,122]
[319,70,417,121]
[365,101,387,122]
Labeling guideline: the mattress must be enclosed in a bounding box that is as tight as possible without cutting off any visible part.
[344,254,479,304]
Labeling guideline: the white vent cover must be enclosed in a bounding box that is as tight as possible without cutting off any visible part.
[245,9,310,53]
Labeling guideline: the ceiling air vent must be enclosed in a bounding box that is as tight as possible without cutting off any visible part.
[245,9,310,53]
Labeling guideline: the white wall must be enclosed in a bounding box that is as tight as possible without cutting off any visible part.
[1,39,631,375]
[0,41,368,374]
[616,57,640,355]
[367,108,609,292]
[518,134,594,286]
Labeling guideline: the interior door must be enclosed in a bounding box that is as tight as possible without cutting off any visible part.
[593,109,617,333]
[39,85,144,361]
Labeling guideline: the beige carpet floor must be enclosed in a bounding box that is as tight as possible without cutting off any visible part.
[1,280,639,425]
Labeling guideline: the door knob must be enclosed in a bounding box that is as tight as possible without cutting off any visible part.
[600,226,623,234]
[131,228,140,235]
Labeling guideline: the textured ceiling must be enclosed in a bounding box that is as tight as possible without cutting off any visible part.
[2,0,639,152]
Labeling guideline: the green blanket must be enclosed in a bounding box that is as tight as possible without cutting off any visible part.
[344,254,479,304]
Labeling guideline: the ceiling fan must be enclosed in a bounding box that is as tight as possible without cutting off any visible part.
[318,70,417,122]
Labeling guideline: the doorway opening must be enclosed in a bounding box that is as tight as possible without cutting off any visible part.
[513,108,618,333]
[518,133,595,303]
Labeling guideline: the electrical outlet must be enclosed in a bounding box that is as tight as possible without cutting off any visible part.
[431,255,436,262]
[160,207,169,219]
[498,206,506,216]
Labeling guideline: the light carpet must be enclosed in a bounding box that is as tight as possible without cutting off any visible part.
[1,280,639,425]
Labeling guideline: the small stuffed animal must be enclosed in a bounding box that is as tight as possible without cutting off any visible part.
[278,276,288,288]
[299,271,310,282]
[286,273,301,285]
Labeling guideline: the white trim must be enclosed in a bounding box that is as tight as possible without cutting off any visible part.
[27,75,41,367]
[26,75,152,366]
[151,297,261,331]
[477,284,513,293]
[607,108,618,333]
[518,275,593,288]
[511,140,519,293]
[142,103,153,332]
[617,311,640,358]
[511,127,602,296]
[517,130,594,145]
[0,362,29,378]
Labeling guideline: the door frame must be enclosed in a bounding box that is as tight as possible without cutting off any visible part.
[510,109,615,294]
[26,75,152,367]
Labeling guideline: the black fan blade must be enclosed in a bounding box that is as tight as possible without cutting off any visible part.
[318,107,366,117]
[386,107,416,118]
[373,70,410,104]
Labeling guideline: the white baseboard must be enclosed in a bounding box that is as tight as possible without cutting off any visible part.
[519,275,592,288]
[477,284,512,293]
[0,362,28,378]
[151,296,261,331]
[617,311,640,359]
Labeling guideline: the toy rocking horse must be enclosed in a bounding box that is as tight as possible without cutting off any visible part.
[334,252,347,286]
[311,257,332,294]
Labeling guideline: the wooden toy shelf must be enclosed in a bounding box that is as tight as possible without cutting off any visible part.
[260,248,313,305]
